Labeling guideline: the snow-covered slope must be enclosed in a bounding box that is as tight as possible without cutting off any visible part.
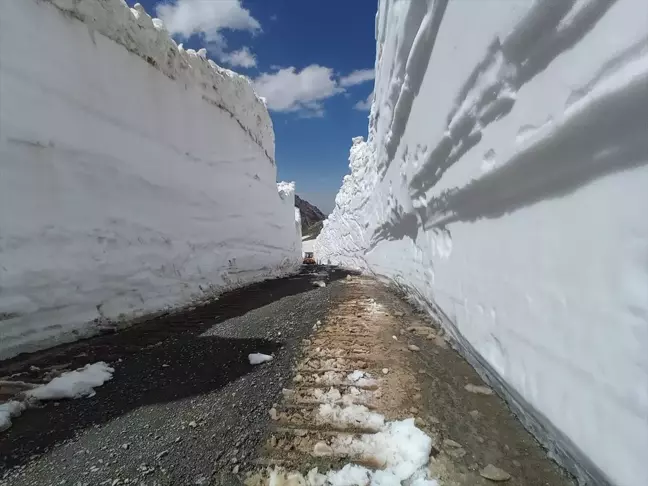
[0,0,301,359]
[316,1,648,485]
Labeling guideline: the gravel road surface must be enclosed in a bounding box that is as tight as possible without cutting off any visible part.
[0,266,351,485]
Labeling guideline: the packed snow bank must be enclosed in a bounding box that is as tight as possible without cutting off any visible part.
[0,0,301,360]
[1,362,113,432]
[316,1,648,485]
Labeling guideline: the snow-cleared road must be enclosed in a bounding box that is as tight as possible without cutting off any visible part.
[0,266,350,484]
[1,270,574,485]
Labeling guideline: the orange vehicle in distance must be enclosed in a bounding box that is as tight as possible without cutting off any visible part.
[303,252,316,265]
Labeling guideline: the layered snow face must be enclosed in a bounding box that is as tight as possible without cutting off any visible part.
[316,1,648,485]
[0,0,301,359]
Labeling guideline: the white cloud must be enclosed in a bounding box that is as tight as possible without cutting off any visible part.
[340,69,375,87]
[157,0,260,68]
[157,0,261,41]
[354,92,373,111]
[254,67,376,116]
[220,46,257,68]
[254,65,344,115]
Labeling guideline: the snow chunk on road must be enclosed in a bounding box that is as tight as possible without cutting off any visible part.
[317,403,384,431]
[26,362,114,400]
[346,370,378,388]
[0,401,26,432]
[325,418,433,482]
[249,353,273,365]
[2,362,113,433]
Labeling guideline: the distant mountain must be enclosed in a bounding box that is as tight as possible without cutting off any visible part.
[295,195,326,238]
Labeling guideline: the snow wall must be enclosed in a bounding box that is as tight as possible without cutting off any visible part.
[316,1,648,485]
[0,0,301,360]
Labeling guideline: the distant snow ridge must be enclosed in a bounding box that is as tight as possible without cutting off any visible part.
[45,0,274,161]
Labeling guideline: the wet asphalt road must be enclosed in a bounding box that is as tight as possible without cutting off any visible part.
[0,266,353,486]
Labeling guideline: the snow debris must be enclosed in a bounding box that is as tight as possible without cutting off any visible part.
[1,362,113,433]
[251,417,438,485]
[347,370,365,382]
[249,353,274,365]
[249,368,437,484]
[26,362,114,400]
[312,280,327,288]
[316,403,384,431]
[0,401,26,432]
[346,370,377,388]
[464,384,494,395]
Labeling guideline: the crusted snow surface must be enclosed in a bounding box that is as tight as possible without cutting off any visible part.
[0,0,301,359]
[316,1,648,485]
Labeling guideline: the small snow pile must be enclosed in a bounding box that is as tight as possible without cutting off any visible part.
[249,353,273,365]
[316,403,384,431]
[364,298,384,315]
[312,386,373,407]
[346,370,377,388]
[26,362,114,400]
[247,369,438,485]
[0,401,26,432]
[322,418,434,482]
[249,418,438,485]
[313,280,327,288]
[1,362,113,433]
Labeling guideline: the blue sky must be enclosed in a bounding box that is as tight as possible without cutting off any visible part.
[130,0,377,213]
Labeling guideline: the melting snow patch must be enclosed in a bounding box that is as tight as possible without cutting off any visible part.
[26,362,114,400]
[347,370,365,382]
[316,403,384,431]
[251,417,438,485]
[0,401,26,433]
[346,370,377,388]
[1,362,113,433]
[364,299,384,315]
[249,369,438,484]
[249,353,274,365]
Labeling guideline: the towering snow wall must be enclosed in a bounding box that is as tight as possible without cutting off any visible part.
[0,0,301,360]
[316,1,648,485]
